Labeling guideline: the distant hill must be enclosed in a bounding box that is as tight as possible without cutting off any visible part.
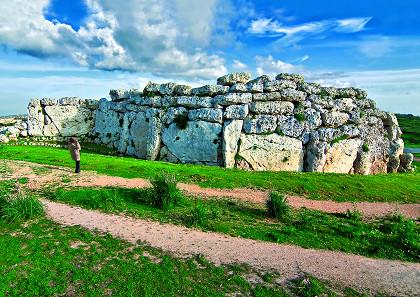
[396,114,420,148]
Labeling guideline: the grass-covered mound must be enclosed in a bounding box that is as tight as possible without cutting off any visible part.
[1,145,419,203]
[396,114,420,148]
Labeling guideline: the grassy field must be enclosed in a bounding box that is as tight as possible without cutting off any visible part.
[0,180,381,297]
[1,145,419,203]
[44,186,419,262]
[396,114,420,148]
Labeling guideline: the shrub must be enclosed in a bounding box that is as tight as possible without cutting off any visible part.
[0,193,44,222]
[173,113,189,130]
[346,209,363,221]
[266,192,290,220]
[295,113,306,122]
[149,174,183,210]
[184,202,208,227]
[362,143,369,152]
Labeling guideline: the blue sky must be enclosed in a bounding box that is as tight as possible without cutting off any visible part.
[0,0,419,115]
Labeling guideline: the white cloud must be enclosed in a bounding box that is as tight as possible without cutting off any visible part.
[0,0,231,80]
[232,59,248,70]
[248,16,372,46]
[335,17,372,33]
[255,55,300,77]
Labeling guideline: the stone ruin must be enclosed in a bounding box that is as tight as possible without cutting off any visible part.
[0,72,415,174]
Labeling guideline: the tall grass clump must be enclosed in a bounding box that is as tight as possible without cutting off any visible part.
[149,174,183,210]
[0,193,44,222]
[184,202,209,227]
[266,191,290,220]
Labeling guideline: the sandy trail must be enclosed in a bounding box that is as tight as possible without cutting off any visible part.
[42,199,420,296]
[2,160,420,219]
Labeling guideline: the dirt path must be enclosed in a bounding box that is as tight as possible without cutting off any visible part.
[2,160,420,219]
[42,199,420,296]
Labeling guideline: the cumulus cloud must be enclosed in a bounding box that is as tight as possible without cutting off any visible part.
[248,16,372,46]
[255,55,301,77]
[0,0,232,79]
[232,59,248,70]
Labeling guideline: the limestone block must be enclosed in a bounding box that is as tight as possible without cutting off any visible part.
[323,139,362,173]
[304,108,322,129]
[277,116,305,138]
[163,107,188,125]
[217,72,251,86]
[322,111,350,128]
[247,75,271,85]
[275,73,305,84]
[229,83,248,93]
[298,82,321,95]
[188,108,223,123]
[224,105,249,120]
[40,98,57,106]
[278,89,307,102]
[129,112,162,160]
[215,93,252,105]
[246,82,264,93]
[237,133,304,171]
[162,121,222,164]
[333,98,356,112]
[243,115,277,134]
[191,85,229,96]
[263,80,297,92]
[58,97,80,105]
[44,105,95,136]
[388,138,404,173]
[177,96,214,108]
[249,101,294,115]
[174,85,192,96]
[109,89,130,101]
[222,120,243,168]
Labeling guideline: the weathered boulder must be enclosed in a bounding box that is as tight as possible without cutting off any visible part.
[217,72,251,86]
[222,120,243,168]
[237,134,304,171]
[43,105,95,136]
[229,83,248,93]
[388,139,404,173]
[305,140,329,172]
[110,89,130,101]
[243,115,277,134]
[298,82,321,95]
[162,121,222,164]
[398,153,414,173]
[162,107,188,125]
[129,111,162,160]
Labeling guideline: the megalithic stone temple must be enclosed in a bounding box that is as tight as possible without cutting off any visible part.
[0,72,414,174]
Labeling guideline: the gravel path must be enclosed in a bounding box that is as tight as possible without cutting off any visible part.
[3,160,420,219]
[42,199,420,296]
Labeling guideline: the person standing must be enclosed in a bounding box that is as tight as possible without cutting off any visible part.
[68,137,81,173]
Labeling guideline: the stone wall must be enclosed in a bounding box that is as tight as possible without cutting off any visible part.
[16,72,414,174]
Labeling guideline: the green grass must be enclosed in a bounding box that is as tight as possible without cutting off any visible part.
[0,181,377,297]
[45,187,420,262]
[396,114,420,148]
[1,145,419,203]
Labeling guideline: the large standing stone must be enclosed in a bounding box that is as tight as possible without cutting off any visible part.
[305,140,329,172]
[388,138,404,173]
[27,99,44,136]
[323,139,362,173]
[222,120,243,168]
[237,134,304,171]
[44,105,95,136]
[129,112,162,160]
[162,121,222,164]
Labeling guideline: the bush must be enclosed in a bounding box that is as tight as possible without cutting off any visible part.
[184,202,208,227]
[0,193,44,222]
[266,192,290,220]
[149,174,183,210]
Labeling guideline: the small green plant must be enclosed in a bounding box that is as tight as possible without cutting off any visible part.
[173,113,189,130]
[293,275,328,297]
[331,134,349,145]
[295,113,305,122]
[346,209,362,221]
[282,156,290,163]
[149,174,183,210]
[18,177,29,184]
[184,202,208,227]
[266,192,290,220]
[0,193,44,222]
[362,143,369,152]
